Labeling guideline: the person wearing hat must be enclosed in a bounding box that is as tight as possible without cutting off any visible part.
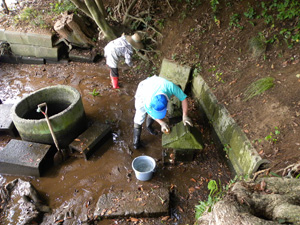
[133,75,193,149]
[104,33,143,89]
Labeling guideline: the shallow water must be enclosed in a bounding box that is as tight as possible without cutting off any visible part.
[0,61,231,224]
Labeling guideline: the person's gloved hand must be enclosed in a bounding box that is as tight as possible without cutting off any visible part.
[183,115,193,127]
[160,121,170,134]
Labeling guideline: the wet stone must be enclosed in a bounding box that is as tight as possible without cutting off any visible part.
[69,121,111,160]
[0,139,55,177]
[0,104,17,136]
[162,122,204,149]
[94,188,169,219]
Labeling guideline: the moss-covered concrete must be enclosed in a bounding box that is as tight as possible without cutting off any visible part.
[11,85,86,148]
[0,29,62,61]
[159,58,191,91]
[192,75,269,175]
[162,121,204,149]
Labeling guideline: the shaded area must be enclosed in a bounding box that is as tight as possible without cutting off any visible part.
[0,62,231,224]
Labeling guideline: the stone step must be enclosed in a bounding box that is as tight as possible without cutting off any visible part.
[0,104,17,137]
[162,121,204,149]
[69,122,111,160]
[0,139,55,177]
[94,188,169,219]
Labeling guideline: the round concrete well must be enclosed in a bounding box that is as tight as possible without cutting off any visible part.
[11,85,86,148]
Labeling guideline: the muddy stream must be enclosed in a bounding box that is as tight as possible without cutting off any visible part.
[0,62,231,224]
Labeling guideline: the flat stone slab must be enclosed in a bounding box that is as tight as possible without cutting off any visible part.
[69,122,111,160]
[0,139,54,177]
[94,188,169,218]
[0,104,16,136]
[162,122,204,149]
[159,58,191,91]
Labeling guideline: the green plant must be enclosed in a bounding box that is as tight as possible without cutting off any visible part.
[244,5,256,19]
[49,0,77,14]
[195,180,222,219]
[210,0,220,26]
[265,126,280,144]
[229,13,244,30]
[223,144,232,155]
[243,77,275,101]
[215,72,224,83]
[195,175,249,220]
[89,88,100,97]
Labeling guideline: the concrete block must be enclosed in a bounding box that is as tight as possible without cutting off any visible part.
[10,43,62,60]
[0,139,55,177]
[0,104,17,136]
[69,122,111,160]
[0,55,20,64]
[0,29,5,41]
[35,46,60,60]
[10,43,37,57]
[162,121,204,149]
[5,30,22,44]
[159,58,191,91]
[191,73,270,175]
[94,188,169,218]
[26,33,54,48]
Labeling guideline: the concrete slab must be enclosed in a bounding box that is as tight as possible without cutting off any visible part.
[0,104,17,136]
[0,139,55,177]
[191,74,270,175]
[69,122,111,160]
[159,58,191,91]
[162,122,204,149]
[94,188,169,218]
[159,58,191,118]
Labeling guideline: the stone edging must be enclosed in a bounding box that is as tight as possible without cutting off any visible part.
[191,75,270,175]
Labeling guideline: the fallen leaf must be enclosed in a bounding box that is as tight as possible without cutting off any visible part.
[161,216,170,221]
[190,178,197,183]
[178,206,184,212]
[259,150,264,155]
[129,217,139,222]
[136,197,142,202]
[260,180,266,191]
[188,187,195,194]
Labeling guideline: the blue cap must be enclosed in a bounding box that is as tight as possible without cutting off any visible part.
[145,94,168,119]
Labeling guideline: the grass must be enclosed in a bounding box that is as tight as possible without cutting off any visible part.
[243,77,275,101]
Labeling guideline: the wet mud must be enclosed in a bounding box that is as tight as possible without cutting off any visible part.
[0,61,231,224]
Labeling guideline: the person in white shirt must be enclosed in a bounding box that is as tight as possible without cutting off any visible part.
[133,75,193,149]
[104,33,143,89]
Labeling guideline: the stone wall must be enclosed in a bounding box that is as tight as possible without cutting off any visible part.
[0,29,64,61]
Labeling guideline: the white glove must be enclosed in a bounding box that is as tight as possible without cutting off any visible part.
[160,121,170,134]
[183,115,193,127]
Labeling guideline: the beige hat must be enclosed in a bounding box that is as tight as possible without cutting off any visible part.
[125,33,144,50]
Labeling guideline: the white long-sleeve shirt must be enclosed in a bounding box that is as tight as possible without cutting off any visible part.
[104,36,133,68]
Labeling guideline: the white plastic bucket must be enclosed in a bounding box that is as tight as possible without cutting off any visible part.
[132,156,156,181]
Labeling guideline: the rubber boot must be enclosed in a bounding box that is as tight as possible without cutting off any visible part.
[146,114,158,135]
[133,123,142,149]
[110,76,119,89]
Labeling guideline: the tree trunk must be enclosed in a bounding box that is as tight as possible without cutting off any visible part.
[71,0,116,41]
[84,0,116,40]
[196,178,300,225]
[1,0,9,14]
[54,13,95,48]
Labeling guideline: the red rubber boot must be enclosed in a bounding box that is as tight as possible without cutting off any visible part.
[110,76,120,89]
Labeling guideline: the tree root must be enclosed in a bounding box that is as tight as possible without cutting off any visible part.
[196,177,300,225]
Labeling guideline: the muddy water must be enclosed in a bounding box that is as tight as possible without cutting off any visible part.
[0,62,231,224]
